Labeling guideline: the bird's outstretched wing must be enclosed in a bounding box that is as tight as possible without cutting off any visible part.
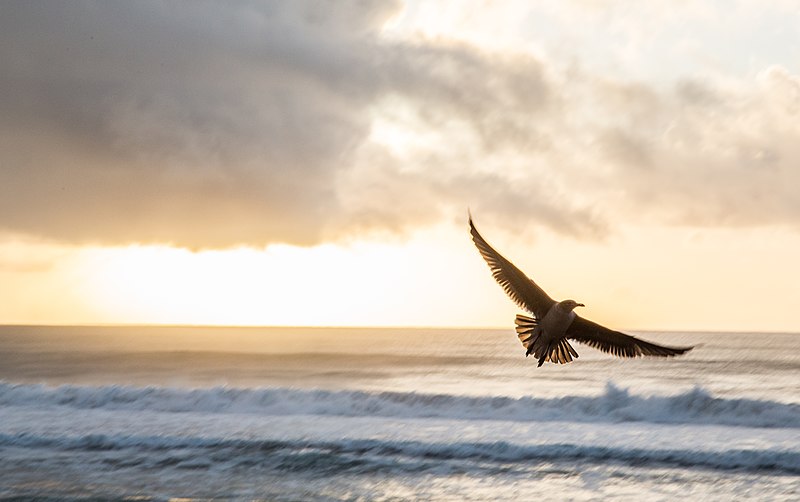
[470,215,556,319]
[566,316,694,358]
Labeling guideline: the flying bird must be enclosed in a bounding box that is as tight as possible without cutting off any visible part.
[469,215,693,366]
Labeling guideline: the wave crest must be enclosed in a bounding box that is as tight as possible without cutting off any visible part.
[1,381,797,428]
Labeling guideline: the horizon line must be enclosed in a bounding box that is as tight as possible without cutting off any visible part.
[0,322,797,336]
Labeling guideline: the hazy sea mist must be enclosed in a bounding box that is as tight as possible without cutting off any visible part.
[0,326,798,500]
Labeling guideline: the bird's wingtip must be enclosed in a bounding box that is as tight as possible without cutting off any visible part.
[668,344,695,355]
[467,209,478,234]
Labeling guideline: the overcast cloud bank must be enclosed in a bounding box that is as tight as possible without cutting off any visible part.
[1,1,798,248]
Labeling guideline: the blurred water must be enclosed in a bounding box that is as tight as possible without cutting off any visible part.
[0,326,798,500]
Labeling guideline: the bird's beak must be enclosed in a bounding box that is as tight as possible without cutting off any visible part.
[577,303,585,307]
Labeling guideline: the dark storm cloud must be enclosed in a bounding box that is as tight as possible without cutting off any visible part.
[0,0,569,248]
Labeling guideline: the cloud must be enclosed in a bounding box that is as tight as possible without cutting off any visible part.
[0,0,573,248]
[585,67,800,229]
[1,1,799,249]
[0,1,393,247]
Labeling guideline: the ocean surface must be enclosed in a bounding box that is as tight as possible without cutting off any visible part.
[0,325,798,501]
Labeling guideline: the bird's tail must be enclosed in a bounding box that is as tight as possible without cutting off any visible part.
[515,314,539,353]
[515,314,579,366]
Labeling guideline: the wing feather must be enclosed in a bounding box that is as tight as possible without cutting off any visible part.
[566,316,693,358]
[469,216,555,319]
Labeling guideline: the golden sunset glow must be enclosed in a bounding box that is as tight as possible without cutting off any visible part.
[2,221,799,331]
[42,226,511,327]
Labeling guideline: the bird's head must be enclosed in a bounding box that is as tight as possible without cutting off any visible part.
[559,299,585,312]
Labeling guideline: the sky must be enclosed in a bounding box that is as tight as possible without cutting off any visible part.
[1,0,799,331]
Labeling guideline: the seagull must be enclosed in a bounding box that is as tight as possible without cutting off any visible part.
[469,215,693,367]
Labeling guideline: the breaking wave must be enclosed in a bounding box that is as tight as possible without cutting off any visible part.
[2,433,798,475]
[1,380,798,429]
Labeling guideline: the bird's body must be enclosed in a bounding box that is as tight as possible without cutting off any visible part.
[539,301,579,341]
[469,215,693,366]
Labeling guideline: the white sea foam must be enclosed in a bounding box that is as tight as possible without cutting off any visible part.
[1,380,797,428]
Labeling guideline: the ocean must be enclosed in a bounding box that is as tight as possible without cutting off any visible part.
[0,325,798,501]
